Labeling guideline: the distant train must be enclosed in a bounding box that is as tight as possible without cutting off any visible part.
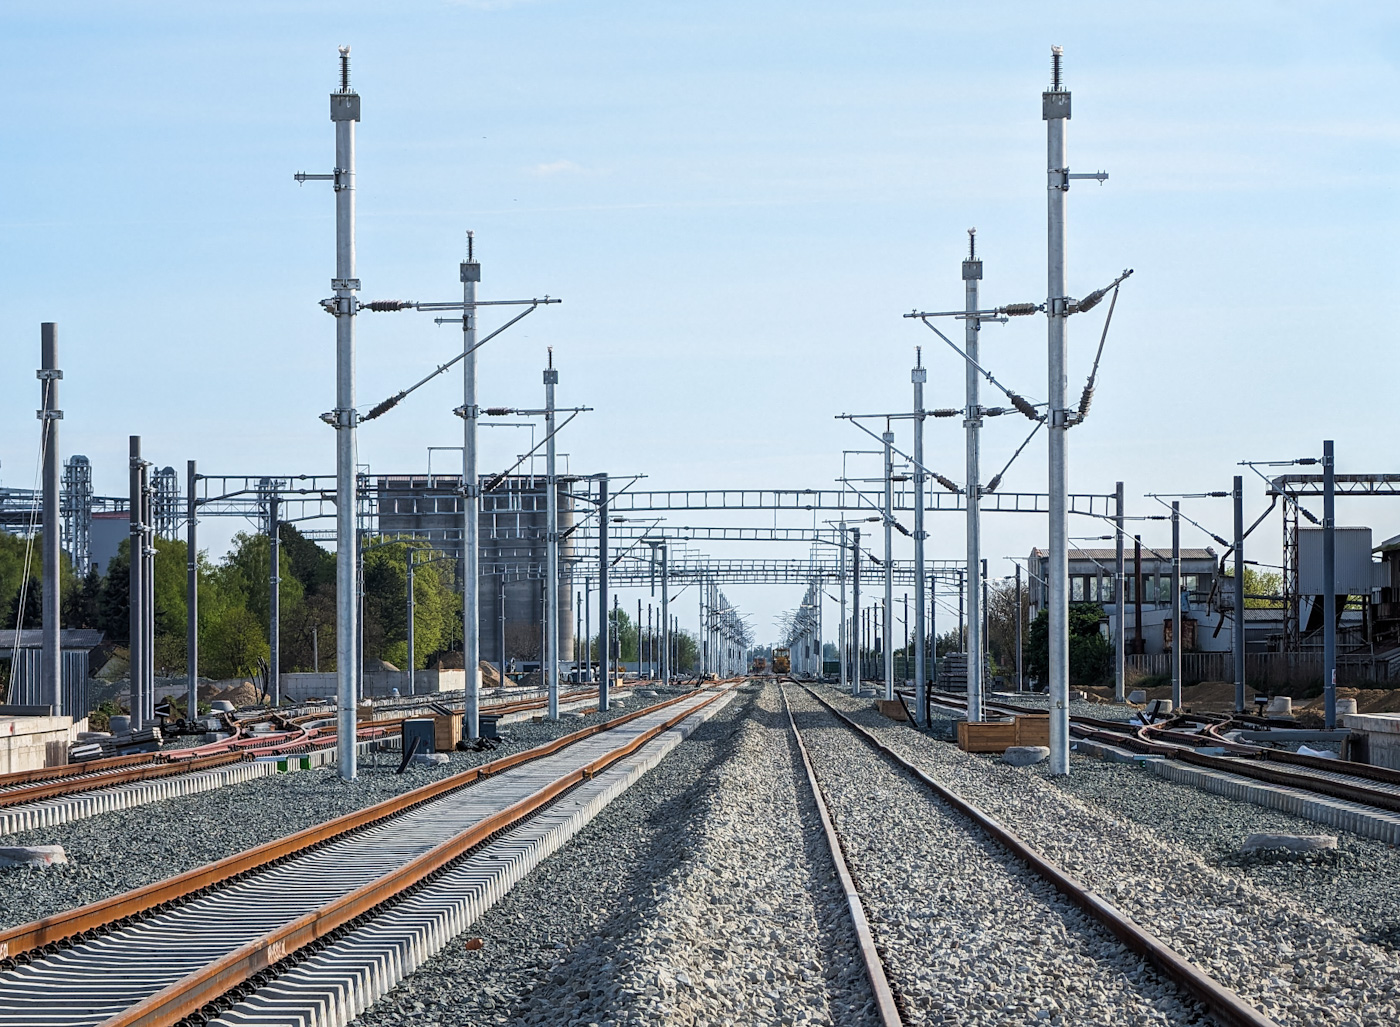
[771,647,791,675]
[750,656,767,675]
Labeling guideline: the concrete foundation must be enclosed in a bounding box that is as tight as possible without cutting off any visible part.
[0,714,86,773]
[1342,712,1400,771]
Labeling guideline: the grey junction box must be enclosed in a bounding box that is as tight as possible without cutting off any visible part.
[401,718,436,755]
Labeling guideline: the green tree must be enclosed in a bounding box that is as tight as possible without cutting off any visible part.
[361,539,460,670]
[1222,567,1284,608]
[1024,602,1112,687]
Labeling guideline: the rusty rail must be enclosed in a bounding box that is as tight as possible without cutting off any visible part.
[0,688,706,964]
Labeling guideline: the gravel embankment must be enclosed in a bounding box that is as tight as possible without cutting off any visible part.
[813,682,1400,1027]
[0,688,691,930]
[788,685,1207,1027]
[1055,754,1400,952]
[358,682,879,1027]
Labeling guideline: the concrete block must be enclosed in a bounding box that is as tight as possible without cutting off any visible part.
[1127,689,1147,704]
[1266,696,1293,716]
[1003,746,1050,767]
[411,753,450,767]
[1336,698,1358,716]
[1240,833,1337,854]
[0,845,67,868]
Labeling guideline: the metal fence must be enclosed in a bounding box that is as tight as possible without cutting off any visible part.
[1125,651,1395,689]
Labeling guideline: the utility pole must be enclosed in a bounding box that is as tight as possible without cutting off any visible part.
[851,527,861,694]
[1323,439,1337,728]
[585,575,592,685]
[912,350,928,724]
[406,549,416,696]
[1171,501,1181,710]
[129,436,144,730]
[186,460,198,721]
[661,542,671,684]
[544,352,560,720]
[1045,45,1072,775]
[1233,474,1246,712]
[963,233,984,722]
[1114,481,1126,702]
[296,46,361,779]
[461,239,482,739]
[1014,564,1024,691]
[838,522,848,694]
[597,476,610,709]
[269,492,281,706]
[1134,535,1144,657]
[39,324,61,715]
[142,469,153,726]
[882,428,895,701]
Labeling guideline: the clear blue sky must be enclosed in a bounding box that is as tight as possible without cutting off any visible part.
[2,2,1397,644]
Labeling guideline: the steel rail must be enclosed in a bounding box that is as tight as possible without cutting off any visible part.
[800,683,1283,1027]
[0,688,705,964]
[96,688,727,1027]
[0,750,166,788]
[778,683,905,1027]
[0,750,250,809]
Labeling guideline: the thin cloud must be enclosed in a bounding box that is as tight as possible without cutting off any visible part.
[527,159,585,177]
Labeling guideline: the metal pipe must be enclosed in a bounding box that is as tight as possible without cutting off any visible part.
[882,429,895,701]
[1171,501,1182,709]
[963,241,984,722]
[1233,475,1246,712]
[186,460,198,722]
[1134,535,1143,657]
[598,477,610,708]
[585,574,592,685]
[1045,46,1072,775]
[1323,439,1336,728]
[330,52,361,779]
[544,358,559,720]
[839,522,848,694]
[462,242,482,741]
[269,493,281,707]
[40,324,61,715]
[1115,481,1126,702]
[142,462,154,725]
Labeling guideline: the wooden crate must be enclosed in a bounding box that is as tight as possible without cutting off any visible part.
[434,713,463,752]
[875,698,909,722]
[1015,715,1050,747]
[957,719,1018,753]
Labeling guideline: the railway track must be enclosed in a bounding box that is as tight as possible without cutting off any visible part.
[0,687,615,820]
[0,687,726,1027]
[917,687,1400,817]
[784,681,1280,1027]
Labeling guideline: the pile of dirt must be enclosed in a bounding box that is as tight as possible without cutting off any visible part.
[480,660,504,689]
[1086,679,1400,716]
[207,681,264,708]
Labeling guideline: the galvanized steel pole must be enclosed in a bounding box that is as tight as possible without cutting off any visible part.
[40,324,62,714]
[1323,439,1337,729]
[882,429,895,701]
[912,352,928,724]
[1171,501,1181,710]
[1233,475,1246,712]
[963,239,984,722]
[406,550,416,696]
[330,50,361,778]
[544,356,559,719]
[186,460,198,721]
[269,493,281,706]
[1014,564,1024,691]
[838,522,848,694]
[1115,481,1126,702]
[661,542,670,684]
[597,477,609,709]
[141,462,154,725]
[1044,46,1072,775]
[851,527,861,693]
[461,240,482,740]
[129,436,143,730]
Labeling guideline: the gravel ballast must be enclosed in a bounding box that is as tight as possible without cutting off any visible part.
[357,682,879,1027]
[789,685,1206,1026]
[816,682,1400,1027]
[0,688,692,930]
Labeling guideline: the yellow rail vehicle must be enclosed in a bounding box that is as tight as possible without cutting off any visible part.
[771,647,791,674]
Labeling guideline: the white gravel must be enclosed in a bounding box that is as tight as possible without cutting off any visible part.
[357,682,880,1027]
[815,682,1400,1027]
[0,688,693,930]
